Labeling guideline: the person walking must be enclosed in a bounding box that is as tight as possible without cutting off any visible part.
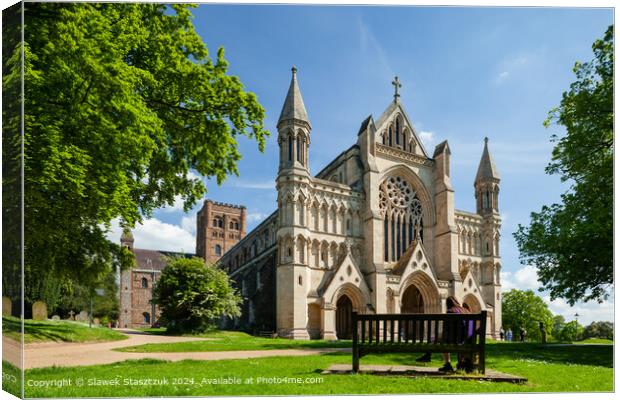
[520,327,526,342]
[499,326,505,341]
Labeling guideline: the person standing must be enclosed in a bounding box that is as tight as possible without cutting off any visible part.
[506,328,513,342]
[520,327,526,342]
[499,326,505,341]
[539,322,547,344]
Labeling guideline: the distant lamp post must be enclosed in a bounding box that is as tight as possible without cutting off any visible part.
[574,313,580,323]
[90,288,105,328]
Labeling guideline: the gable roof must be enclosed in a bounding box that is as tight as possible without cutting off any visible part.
[133,248,194,271]
[375,100,431,159]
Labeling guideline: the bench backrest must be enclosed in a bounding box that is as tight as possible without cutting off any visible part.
[352,311,487,348]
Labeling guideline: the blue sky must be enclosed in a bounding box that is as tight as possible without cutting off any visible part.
[109,5,613,324]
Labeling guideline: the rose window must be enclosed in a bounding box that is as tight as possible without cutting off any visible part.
[380,176,424,263]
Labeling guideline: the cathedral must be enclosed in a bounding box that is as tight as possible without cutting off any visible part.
[215,67,503,340]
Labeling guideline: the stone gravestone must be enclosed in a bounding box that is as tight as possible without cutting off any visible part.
[93,318,100,326]
[51,315,60,321]
[68,310,75,320]
[32,301,48,320]
[75,310,89,322]
[2,296,11,316]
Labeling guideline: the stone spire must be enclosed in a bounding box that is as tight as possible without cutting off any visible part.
[475,137,500,182]
[277,66,310,128]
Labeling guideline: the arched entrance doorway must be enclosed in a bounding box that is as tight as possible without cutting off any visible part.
[462,294,482,313]
[336,295,353,339]
[401,284,424,313]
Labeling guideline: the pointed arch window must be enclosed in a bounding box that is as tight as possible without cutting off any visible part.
[296,134,301,163]
[395,124,400,145]
[288,134,293,162]
[379,176,423,262]
[388,126,393,146]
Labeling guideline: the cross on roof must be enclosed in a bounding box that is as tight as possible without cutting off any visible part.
[392,76,402,101]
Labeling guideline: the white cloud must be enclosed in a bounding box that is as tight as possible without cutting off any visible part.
[544,294,614,326]
[418,130,435,147]
[159,195,185,213]
[106,217,195,254]
[501,264,614,325]
[496,71,509,83]
[247,212,268,223]
[494,54,529,85]
[501,265,543,291]
[181,214,197,235]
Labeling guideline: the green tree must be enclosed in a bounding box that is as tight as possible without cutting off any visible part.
[502,289,554,342]
[513,26,613,305]
[57,269,120,324]
[153,257,241,333]
[583,321,614,340]
[559,320,584,342]
[551,314,566,341]
[11,3,268,308]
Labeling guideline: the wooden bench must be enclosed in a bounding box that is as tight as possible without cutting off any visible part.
[352,311,487,373]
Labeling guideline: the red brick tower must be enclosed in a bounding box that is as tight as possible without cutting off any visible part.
[196,200,246,264]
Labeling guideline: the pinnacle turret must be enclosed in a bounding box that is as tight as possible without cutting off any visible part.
[475,137,500,182]
[474,137,500,215]
[278,66,310,128]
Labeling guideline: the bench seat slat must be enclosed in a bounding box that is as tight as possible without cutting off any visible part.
[352,311,487,374]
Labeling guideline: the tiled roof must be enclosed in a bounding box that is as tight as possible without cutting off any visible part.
[132,248,194,271]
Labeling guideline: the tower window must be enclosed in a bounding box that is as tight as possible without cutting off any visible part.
[296,135,301,163]
[288,134,293,162]
[389,126,393,146]
[215,244,222,256]
[141,278,148,288]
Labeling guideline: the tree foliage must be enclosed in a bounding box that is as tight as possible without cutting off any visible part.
[551,315,566,340]
[56,269,120,324]
[558,320,584,342]
[582,321,614,340]
[153,257,241,333]
[513,25,613,305]
[502,289,554,342]
[11,3,268,306]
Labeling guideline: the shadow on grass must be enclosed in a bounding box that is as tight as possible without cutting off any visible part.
[3,316,125,343]
[3,317,78,342]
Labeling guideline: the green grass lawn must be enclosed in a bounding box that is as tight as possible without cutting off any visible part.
[119,329,351,352]
[2,316,127,343]
[4,342,612,397]
[574,338,613,344]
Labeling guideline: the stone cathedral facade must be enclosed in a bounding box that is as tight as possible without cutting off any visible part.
[218,68,502,340]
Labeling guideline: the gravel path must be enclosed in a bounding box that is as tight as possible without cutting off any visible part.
[3,329,349,369]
